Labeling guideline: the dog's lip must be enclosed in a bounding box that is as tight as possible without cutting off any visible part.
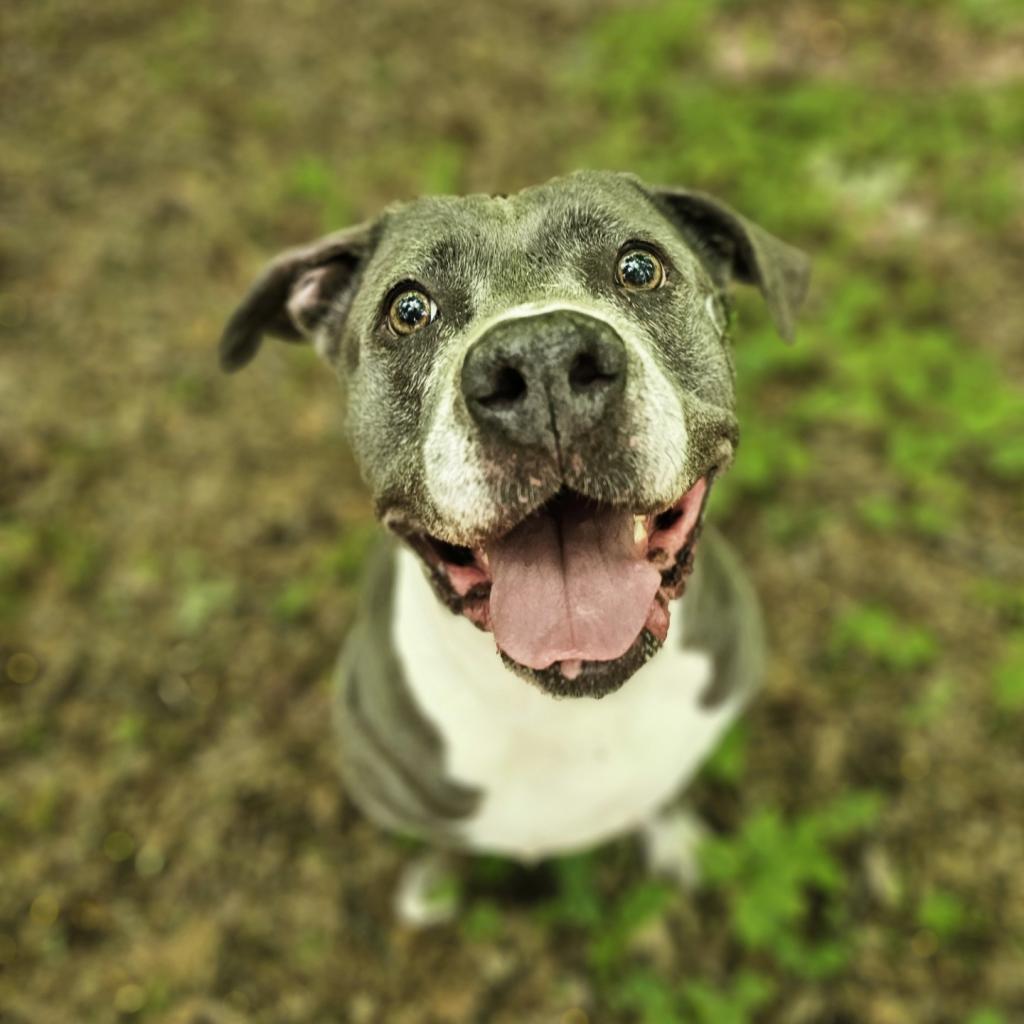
[500,624,662,698]
[406,469,715,684]
[402,463,718,554]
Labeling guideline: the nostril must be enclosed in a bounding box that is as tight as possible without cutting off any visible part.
[569,351,617,392]
[478,366,527,409]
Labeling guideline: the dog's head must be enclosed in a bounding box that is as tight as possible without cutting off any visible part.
[221,171,809,697]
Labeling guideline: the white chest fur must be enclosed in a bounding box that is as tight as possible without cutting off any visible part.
[393,548,743,860]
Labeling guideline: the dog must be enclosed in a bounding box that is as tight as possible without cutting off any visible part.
[219,170,810,923]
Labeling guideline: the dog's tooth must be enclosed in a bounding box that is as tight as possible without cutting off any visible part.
[477,550,490,570]
[633,515,648,545]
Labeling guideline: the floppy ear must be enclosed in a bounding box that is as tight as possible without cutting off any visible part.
[653,188,811,343]
[218,220,377,372]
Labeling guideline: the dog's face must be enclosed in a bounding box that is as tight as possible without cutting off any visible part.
[221,171,809,697]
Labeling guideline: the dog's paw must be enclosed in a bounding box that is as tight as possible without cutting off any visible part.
[394,851,461,928]
[639,806,708,890]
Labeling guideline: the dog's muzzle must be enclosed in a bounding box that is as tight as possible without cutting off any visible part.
[460,310,627,450]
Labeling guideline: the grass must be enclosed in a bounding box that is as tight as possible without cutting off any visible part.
[466,793,881,1020]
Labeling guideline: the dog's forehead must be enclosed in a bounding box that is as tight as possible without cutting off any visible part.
[372,172,670,274]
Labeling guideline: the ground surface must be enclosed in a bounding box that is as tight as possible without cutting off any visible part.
[1,1,1023,1021]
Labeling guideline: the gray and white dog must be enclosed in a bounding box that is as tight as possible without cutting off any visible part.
[220,170,809,921]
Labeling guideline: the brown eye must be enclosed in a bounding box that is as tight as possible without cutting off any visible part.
[387,288,436,335]
[616,248,664,291]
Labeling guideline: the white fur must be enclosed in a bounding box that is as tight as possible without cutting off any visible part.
[394,850,459,927]
[641,806,707,888]
[392,547,743,860]
[704,293,727,339]
[420,299,689,537]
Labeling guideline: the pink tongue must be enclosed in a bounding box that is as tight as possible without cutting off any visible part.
[486,501,661,670]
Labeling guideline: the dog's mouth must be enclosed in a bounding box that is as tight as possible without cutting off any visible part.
[408,473,714,696]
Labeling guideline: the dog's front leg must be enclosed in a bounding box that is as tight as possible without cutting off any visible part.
[639,804,708,890]
[394,848,464,928]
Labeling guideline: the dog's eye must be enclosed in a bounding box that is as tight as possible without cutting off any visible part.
[616,248,665,291]
[387,288,436,335]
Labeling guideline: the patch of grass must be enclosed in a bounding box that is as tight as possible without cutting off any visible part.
[283,153,354,231]
[174,551,238,634]
[18,716,48,755]
[176,576,237,634]
[569,0,718,114]
[904,674,957,727]
[699,792,882,979]
[420,141,465,195]
[538,852,604,929]
[956,0,1024,33]
[966,1010,1009,1024]
[0,520,37,618]
[263,521,377,626]
[972,580,1024,624]
[461,900,503,942]
[829,604,938,671]
[587,879,675,978]
[534,856,682,1016]
[525,791,880,1018]
[23,779,64,834]
[585,963,775,1024]
[610,968,681,1024]
[700,721,748,785]
[0,521,37,582]
[45,523,106,596]
[294,928,330,969]
[272,577,322,624]
[993,631,1024,712]
[916,887,970,943]
[111,712,146,750]
[167,371,217,413]
[681,970,775,1024]
[321,521,378,585]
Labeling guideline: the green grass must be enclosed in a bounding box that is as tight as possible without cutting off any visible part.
[493,793,882,1020]
[993,631,1024,712]
[916,887,971,942]
[829,603,938,672]
[699,792,882,980]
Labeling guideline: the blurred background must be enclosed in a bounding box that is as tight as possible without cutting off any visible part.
[2,1,1023,1021]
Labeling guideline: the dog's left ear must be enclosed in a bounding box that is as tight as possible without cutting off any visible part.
[653,187,811,343]
[218,220,377,372]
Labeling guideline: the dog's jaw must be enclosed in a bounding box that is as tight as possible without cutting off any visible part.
[395,471,716,698]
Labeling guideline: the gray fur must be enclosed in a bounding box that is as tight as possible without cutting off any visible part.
[333,541,481,841]
[681,528,765,710]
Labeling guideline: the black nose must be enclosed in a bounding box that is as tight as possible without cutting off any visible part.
[461,311,627,449]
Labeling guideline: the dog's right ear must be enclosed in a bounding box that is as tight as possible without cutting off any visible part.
[218,220,377,372]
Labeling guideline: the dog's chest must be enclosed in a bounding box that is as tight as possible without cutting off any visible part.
[391,550,739,860]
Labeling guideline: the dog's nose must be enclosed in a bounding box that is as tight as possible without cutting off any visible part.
[461,311,627,449]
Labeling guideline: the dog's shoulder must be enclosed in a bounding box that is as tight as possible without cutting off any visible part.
[333,538,482,842]
[680,527,765,710]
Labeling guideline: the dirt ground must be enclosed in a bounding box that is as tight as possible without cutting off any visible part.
[2,1,1023,1022]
